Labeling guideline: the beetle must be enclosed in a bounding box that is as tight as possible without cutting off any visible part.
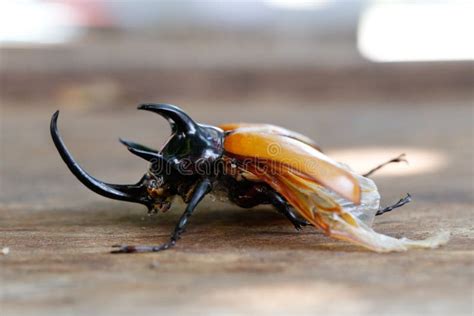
[50,103,449,253]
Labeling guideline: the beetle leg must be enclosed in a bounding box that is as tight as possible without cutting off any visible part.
[268,190,311,231]
[363,153,407,177]
[111,178,212,254]
[226,179,310,230]
[376,193,412,216]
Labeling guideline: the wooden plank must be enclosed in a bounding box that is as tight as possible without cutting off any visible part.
[1,103,472,315]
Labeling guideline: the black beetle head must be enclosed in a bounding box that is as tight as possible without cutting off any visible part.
[137,103,223,173]
[50,104,223,212]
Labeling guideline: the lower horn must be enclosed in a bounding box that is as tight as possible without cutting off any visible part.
[50,111,149,206]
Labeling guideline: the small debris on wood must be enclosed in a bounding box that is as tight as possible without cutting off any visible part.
[1,247,10,255]
[149,260,160,269]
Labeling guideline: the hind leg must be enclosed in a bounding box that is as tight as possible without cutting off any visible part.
[228,180,310,230]
[267,190,310,231]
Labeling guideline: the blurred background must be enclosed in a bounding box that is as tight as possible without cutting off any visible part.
[1,0,472,106]
[1,0,473,204]
[1,1,473,315]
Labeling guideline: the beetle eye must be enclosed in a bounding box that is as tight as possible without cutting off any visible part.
[147,175,164,189]
[148,180,158,189]
[148,177,164,189]
[147,177,167,199]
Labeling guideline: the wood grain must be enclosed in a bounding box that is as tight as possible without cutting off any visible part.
[1,102,472,316]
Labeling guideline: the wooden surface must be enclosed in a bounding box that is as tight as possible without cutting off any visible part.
[1,102,473,315]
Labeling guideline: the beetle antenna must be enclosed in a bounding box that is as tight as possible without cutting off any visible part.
[376,193,412,216]
[363,153,408,177]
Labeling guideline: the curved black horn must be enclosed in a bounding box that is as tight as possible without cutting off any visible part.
[119,138,160,162]
[138,103,198,134]
[118,139,174,175]
[50,111,148,205]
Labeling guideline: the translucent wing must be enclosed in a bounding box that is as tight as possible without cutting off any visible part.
[223,130,449,252]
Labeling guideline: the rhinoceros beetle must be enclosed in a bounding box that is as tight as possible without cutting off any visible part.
[51,103,448,253]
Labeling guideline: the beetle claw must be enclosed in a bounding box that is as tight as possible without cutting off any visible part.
[376,193,412,216]
[110,241,177,254]
[111,245,137,254]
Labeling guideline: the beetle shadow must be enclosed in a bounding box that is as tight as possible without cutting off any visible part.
[72,201,370,253]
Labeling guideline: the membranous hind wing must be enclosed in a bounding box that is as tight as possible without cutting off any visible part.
[223,130,450,252]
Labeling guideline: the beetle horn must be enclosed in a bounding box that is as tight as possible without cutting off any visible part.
[50,111,149,206]
[118,138,174,174]
[118,138,161,161]
[138,103,199,135]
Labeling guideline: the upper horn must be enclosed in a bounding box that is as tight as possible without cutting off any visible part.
[138,103,199,135]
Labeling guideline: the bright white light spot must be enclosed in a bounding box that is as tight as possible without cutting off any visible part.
[328,147,447,177]
[264,0,329,10]
[358,2,474,62]
[0,0,82,45]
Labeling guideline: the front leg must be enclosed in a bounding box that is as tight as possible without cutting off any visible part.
[112,178,212,254]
